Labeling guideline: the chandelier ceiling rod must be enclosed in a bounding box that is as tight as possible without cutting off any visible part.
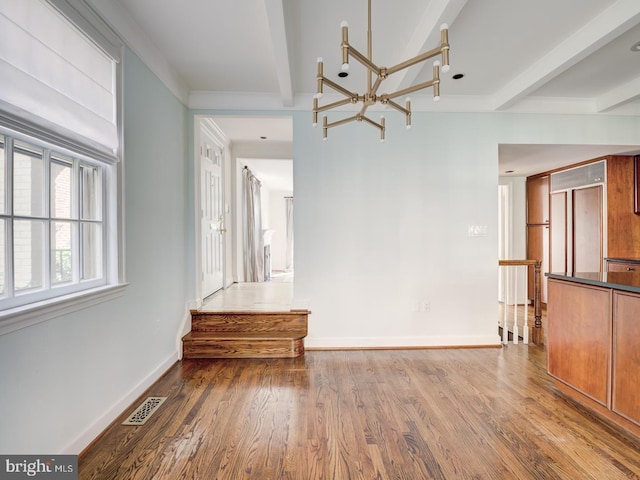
[313,0,451,141]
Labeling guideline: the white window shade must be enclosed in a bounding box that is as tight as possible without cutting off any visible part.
[0,0,119,160]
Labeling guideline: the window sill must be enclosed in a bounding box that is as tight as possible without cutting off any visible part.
[0,283,129,336]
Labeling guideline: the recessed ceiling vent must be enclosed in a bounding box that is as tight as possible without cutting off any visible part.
[122,397,167,425]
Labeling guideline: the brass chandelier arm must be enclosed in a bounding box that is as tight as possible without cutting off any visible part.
[369,75,384,97]
[314,97,354,113]
[358,102,371,117]
[386,26,449,76]
[385,99,410,116]
[323,113,385,135]
[320,76,359,99]
[360,115,384,131]
[325,114,359,129]
[383,78,438,101]
[344,44,382,77]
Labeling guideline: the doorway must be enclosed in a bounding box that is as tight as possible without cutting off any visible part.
[239,157,294,283]
[196,117,226,301]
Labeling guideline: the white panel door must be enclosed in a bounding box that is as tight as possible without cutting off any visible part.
[200,141,224,297]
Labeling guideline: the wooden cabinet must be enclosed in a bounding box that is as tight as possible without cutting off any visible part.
[606,258,640,272]
[550,183,603,275]
[527,175,549,224]
[547,276,640,437]
[547,279,610,406]
[607,156,640,258]
[526,225,548,302]
[526,175,550,302]
[573,185,603,272]
[613,291,640,426]
[550,192,567,272]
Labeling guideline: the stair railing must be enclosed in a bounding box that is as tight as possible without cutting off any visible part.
[498,260,542,345]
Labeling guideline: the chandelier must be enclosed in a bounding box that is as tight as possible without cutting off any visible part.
[312,0,450,141]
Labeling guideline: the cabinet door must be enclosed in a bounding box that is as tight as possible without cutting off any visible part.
[613,291,640,426]
[527,224,548,302]
[527,175,549,224]
[573,185,603,273]
[550,192,568,273]
[547,279,611,407]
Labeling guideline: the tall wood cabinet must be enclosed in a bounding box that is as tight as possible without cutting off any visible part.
[550,184,603,274]
[526,175,549,302]
[607,155,640,258]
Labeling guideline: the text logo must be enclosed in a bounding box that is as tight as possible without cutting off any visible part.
[0,456,77,479]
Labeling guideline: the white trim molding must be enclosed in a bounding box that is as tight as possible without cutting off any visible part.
[0,284,128,336]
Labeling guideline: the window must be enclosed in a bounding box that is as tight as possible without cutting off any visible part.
[0,0,125,333]
[0,134,107,309]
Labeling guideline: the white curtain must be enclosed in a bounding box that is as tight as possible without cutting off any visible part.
[243,166,264,282]
[285,196,294,272]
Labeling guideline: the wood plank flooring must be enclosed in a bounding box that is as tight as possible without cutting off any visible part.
[200,281,294,313]
[79,345,640,480]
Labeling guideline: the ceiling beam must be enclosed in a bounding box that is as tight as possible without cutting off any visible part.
[596,76,640,112]
[493,0,640,111]
[264,0,294,107]
[390,0,467,94]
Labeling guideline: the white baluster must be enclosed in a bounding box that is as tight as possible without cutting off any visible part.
[512,267,519,344]
[523,265,529,344]
[502,265,508,345]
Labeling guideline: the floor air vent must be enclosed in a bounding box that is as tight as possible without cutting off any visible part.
[122,397,167,425]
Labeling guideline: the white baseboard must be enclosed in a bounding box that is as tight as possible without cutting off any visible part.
[61,350,179,455]
[304,335,502,349]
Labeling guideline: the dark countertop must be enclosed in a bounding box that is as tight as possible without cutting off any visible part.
[547,271,640,294]
[606,258,640,264]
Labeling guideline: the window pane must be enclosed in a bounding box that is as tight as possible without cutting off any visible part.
[81,222,101,280]
[51,159,73,219]
[51,221,73,285]
[14,219,45,292]
[0,135,5,214]
[80,164,101,220]
[0,219,5,296]
[13,143,45,217]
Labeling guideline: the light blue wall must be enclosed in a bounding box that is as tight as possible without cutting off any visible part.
[293,110,640,347]
[0,48,190,454]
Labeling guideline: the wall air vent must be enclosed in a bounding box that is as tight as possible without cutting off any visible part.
[550,160,605,193]
[122,397,167,425]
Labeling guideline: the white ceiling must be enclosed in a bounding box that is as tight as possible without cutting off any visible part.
[92,0,640,177]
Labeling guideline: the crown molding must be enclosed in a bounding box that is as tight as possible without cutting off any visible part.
[87,0,190,105]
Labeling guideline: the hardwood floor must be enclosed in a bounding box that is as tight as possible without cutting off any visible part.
[79,345,640,479]
[200,281,294,312]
